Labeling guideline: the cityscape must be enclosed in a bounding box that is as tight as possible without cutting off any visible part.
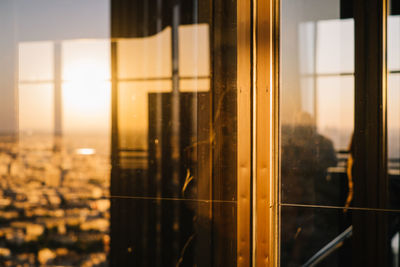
[0,135,110,266]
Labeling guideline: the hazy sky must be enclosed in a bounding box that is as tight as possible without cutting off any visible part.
[0,0,109,134]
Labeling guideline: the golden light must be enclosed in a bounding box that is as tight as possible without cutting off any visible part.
[62,40,111,134]
[75,148,96,155]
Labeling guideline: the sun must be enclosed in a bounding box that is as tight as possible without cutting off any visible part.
[61,40,111,135]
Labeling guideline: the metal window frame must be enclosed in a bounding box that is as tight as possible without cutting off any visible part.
[237,0,252,266]
[352,0,388,266]
[253,0,279,266]
[262,0,389,266]
[237,0,280,266]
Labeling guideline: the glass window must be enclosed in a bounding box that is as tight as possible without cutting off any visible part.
[388,1,400,176]
[281,0,354,206]
[280,0,400,266]
[111,1,241,265]
[0,0,244,266]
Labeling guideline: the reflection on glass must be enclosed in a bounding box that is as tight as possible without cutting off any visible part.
[62,40,111,137]
[19,84,54,135]
[388,4,400,265]
[0,1,110,266]
[281,0,354,206]
[110,1,238,265]
[281,206,400,267]
[1,0,239,266]
[388,1,400,211]
[281,0,400,266]
[19,42,54,81]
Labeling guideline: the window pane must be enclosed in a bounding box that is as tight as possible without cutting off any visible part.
[1,0,243,265]
[388,15,400,72]
[62,81,111,135]
[62,40,111,81]
[19,83,54,134]
[388,9,400,266]
[117,28,172,79]
[388,4,400,172]
[316,76,354,151]
[0,1,111,266]
[316,19,354,74]
[19,42,53,81]
[281,0,354,206]
[281,0,400,266]
[111,1,240,266]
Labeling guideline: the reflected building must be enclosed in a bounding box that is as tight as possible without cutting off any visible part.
[110,0,238,266]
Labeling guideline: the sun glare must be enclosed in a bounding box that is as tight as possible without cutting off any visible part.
[75,148,96,155]
[62,40,111,134]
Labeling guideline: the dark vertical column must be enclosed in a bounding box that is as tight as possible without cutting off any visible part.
[54,42,62,137]
[170,2,181,264]
[353,0,388,266]
[154,1,163,266]
[191,2,212,266]
[191,0,199,148]
[148,93,163,267]
[110,43,119,173]
[110,40,119,198]
[141,3,149,266]
[109,39,119,266]
[212,0,237,266]
[195,92,212,267]
[53,42,62,152]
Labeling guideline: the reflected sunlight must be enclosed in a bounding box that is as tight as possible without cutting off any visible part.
[62,40,110,134]
[75,148,96,155]
[62,80,110,134]
[18,39,111,135]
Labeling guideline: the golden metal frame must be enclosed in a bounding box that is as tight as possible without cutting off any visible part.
[237,0,252,266]
[253,0,279,266]
[237,0,279,265]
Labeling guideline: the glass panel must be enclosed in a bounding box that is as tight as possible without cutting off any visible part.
[1,0,241,266]
[388,0,400,212]
[316,76,354,151]
[19,83,54,135]
[19,42,53,81]
[281,0,355,206]
[281,206,400,267]
[111,1,239,264]
[178,24,211,78]
[281,0,399,266]
[0,1,111,266]
[109,198,236,266]
[62,40,111,81]
[117,29,172,79]
[62,80,111,135]
[62,39,111,138]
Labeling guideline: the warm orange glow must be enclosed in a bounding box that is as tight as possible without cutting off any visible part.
[62,79,110,134]
[62,40,111,134]
[75,148,96,155]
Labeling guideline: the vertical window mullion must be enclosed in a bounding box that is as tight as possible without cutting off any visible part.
[353,0,388,266]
